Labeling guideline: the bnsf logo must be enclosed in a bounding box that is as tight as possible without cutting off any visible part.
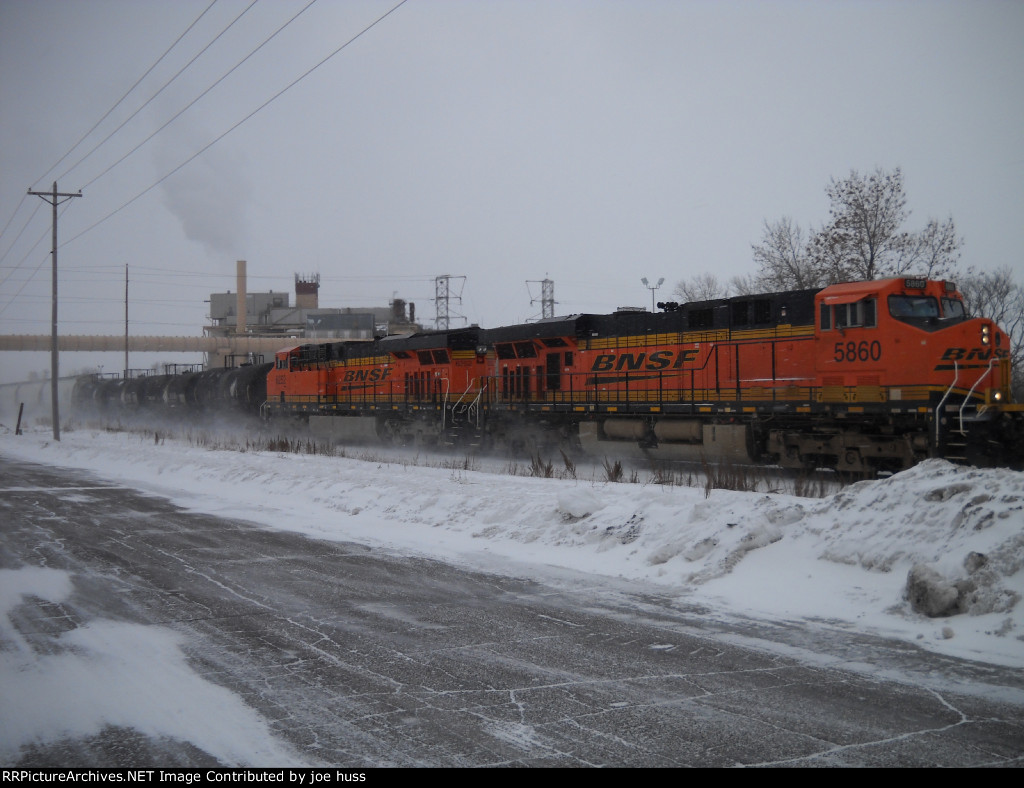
[590,349,699,372]
[342,368,392,382]
[941,348,1008,361]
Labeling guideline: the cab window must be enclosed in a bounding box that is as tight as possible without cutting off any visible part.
[821,298,876,330]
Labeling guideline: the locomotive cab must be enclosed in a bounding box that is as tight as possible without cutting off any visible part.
[812,277,1015,468]
[883,278,1009,409]
[814,278,1007,408]
[815,280,885,403]
[267,345,328,414]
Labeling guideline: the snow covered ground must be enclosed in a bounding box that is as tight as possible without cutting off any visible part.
[3,424,1022,674]
[2,423,1023,765]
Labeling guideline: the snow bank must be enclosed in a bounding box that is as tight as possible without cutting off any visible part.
[2,426,1022,670]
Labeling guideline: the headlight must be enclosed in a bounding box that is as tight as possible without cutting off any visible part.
[993,391,1003,401]
[981,325,991,345]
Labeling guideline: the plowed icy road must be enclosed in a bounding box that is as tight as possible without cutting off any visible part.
[2,456,1022,767]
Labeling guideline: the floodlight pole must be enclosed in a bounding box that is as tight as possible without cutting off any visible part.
[641,277,664,312]
[27,181,82,440]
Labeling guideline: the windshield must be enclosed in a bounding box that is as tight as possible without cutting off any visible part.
[888,295,939,319]
[942,297,966,319]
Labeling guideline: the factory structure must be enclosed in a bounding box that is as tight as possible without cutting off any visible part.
[205,264,422,349]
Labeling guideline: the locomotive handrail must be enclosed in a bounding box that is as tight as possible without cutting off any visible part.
[465,381,487,428]
[935,359,959,446]
[958,358,998,434]
[440,377,452,431]
[449,379,477,413]
[448,376,475,425]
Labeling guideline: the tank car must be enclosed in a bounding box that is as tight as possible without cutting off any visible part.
[72,362,273,424]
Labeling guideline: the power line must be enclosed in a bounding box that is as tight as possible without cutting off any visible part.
[3,1,412,323]
[0,200,43,271]
[36,0,220,187]
[0,194,31,245]
[1,3,217,263]
[71,0,269,189]
[0,202,75,316]
[61,0,410,251]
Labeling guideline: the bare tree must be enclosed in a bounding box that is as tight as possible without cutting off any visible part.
[896,216,962,279]
[752,168,963,288]
[959,266,1024,399]
[809,167,914,280]
[727,272,761,296]
[750,217,824,290]
[672,272,729,302]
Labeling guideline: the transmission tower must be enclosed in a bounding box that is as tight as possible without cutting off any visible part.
[434,274,466,330]
[527,277,555,320]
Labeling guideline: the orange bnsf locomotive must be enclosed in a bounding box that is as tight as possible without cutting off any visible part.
[267,328,490,445]
[263,277,1022,475]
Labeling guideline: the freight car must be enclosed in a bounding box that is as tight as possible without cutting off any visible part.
[73,361,273,423]
[261,277,1022,475]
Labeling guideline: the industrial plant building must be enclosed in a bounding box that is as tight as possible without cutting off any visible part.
[205,269,422,344]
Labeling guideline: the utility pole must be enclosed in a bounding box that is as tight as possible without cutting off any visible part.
[125,264,129,379]
[27,182,82,441]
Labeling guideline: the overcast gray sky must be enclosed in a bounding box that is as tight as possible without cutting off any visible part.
[2,0,1022,383]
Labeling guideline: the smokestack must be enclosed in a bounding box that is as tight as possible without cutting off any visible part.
[236,260,247,335]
